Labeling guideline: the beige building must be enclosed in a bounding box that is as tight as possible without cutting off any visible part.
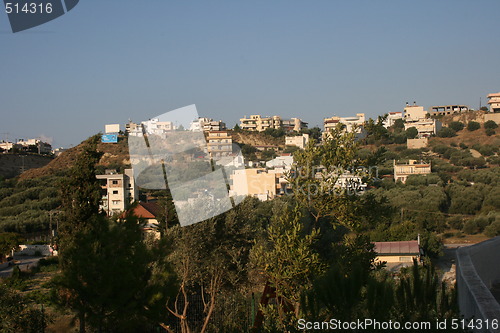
[430,105,469,116]
[403,103,428,122]
[96,169,139,216]
[404,118,442,138]
[230,168,287,201]
[206,131,233,158]
[394,160,431,183]
[323,113,367,140]
[239,115,307,132]
[374,240,421,264]
[487,92,500,113]
[285,133,309,149]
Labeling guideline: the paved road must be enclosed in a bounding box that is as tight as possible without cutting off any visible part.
[0,256,42,278]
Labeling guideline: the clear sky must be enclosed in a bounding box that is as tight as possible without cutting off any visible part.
[1,0,499,148]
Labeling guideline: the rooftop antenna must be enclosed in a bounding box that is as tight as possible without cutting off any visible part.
[479,97,482,110]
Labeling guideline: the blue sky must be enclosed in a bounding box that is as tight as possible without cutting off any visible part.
[1,0,499,148]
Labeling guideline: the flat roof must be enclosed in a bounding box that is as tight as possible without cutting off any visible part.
[374,241,419,255]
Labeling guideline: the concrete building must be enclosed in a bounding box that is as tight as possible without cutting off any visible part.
[125,121,143,137]
[206,131,233,158]
[285,133,309,149]
[403,103,428,122]
[189,117,226,132]
[487,92,500,113]
[96,169,138,216]
[393,160,431,183]
[430,105,469,116]
[404,118,442,138]
[323,113,367,139]
[16,139,52,154]
[374,240,421,264]
[266,154,294,171]
[142,118,175,136]
[239,115,307,132]
[384,112,404,128]
[230,168,287,201]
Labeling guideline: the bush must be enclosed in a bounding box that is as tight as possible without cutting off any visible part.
[478,145,495,157]
[405,127,418,139]
[485,128,496,136]
[437,127,456,138]
[487,156,500,166]
[459,142,468,149]
[467,121,481,131]
[484,221,500,237]
[449,121,465,132]
[462,220,478,234]
[484,120,498,130]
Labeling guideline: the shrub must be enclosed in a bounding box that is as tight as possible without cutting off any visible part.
[459,142,468,149]
[437,127,456,138]
[484,120,499,130]
[462,220,478,234]
[449,121,465,132]
[478,145,495,156]
[467,121,481,131]
[405,127,418,139]
[485,128,496,136]
[484,221,500,237]
[487,156,500,166]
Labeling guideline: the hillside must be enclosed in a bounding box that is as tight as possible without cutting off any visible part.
[20,135,131,180]
[0,154,53,179]
[20,131,285,180]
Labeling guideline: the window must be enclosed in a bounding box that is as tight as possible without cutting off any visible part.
[112,200,121,205]
[112,180,118,185]
[112,190,118,194]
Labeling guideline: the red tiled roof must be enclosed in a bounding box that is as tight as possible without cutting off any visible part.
[374,241,419,255]
[120,202,161,219]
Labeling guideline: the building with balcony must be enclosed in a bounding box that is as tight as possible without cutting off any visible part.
[383,112,404,128]
[189,117,226,132]
[393,160,431,183]
[96,169,138,216]
[323,113,367,139]
[487,92,500,113]
[404,118,442,138]
[239,115,307,132]
[206,131,233,158]
[403,102,428,122]
[229,168,287,201]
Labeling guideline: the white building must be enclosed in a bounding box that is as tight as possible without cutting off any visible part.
[384,112,404,128]
[266,154,294,171]
[285,134,309,149]
[323,113,367,139]
[487,92,500,113]
[96,169,138,216]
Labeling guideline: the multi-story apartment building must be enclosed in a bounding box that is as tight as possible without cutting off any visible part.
[384,112,404,128]
[239,115,307,132]
[285,133,309,149]
[189,117,226,132]
[15,139,52,154]
[142,118,174,136]
[487,92,500,113]
[404,118,442,138]
[230,168,287,201]
[393,160,431,183]
[206,131,233,158]
[430,105,469,116]
[403,103,428,122]
[323,113,367,139]
[96,169,138,216]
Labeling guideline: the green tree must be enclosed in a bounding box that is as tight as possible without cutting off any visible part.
[0,232,23,259]
[484,120,498,129]
[448,121,465,132]
[405,127,418,139]
[55,136,166,333]
[437,127,456,138]
[467,121,481,131]
[0,285,48,332]
[251,202,323,331]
